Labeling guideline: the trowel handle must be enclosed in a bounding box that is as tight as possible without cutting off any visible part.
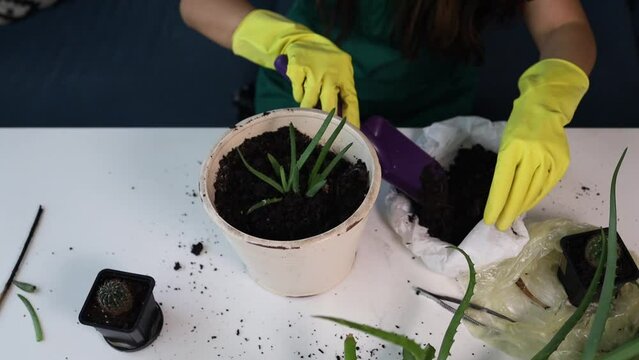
[274,55,289,80]
[273,55,342,115]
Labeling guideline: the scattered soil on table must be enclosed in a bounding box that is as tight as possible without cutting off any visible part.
[82,277,149,329]
[191,242,204,255]
[214,126,369,240]
[413,145,497,245]
[173,262,181,271]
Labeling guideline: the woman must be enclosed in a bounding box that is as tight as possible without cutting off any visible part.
[180,0,596,231]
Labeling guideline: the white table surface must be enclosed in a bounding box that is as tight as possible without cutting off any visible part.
[1,128,638,360]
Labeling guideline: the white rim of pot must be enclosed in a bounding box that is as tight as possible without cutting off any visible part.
[200,108,381,249]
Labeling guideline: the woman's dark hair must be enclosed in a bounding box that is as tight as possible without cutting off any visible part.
[315,0,525,63]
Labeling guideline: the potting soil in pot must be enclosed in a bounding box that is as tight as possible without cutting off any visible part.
[214,126,370,240]
[413,144,497,245]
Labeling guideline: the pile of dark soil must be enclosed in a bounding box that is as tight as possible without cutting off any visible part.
[214,126,369,240]
[414,145,497,245]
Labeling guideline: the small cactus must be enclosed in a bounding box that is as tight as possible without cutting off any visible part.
[585,233,604,268]
[97,279,133,316]
[585,232,620,268]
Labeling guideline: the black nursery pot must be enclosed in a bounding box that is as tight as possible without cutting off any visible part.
[79,269,163,352]
[558,228,639,306]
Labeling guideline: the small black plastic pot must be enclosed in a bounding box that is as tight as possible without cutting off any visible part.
[79,269,163,352]
[558,228,639,306]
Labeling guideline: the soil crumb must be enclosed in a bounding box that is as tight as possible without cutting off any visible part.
[191,242,204,256]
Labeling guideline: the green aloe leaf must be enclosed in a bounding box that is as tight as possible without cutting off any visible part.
[297,108,335,170]
[246,197,283,214]
[316,316,433,360]
[279,166,289,192]
[583,148,627,360]
[437,246,475,360]
[308,115,348,187]
[531,229,607,360]
[599,336,639,360]
[13,280,37,293]
[305,179,326,198]
[237,150,284,193]
[17,294,43,342]
[403,349,418,360]
[266,153,281,176]
[344,334,357,360]
[306,143,353,198]
[317,142,353,182]
[288,123,299,193]
[267,153,288,191]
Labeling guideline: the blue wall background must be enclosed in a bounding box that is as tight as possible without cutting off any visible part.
[0,0,637,127]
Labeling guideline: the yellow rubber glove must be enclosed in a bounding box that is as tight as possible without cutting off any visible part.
[232,9,360,127]
[484,58,590,231]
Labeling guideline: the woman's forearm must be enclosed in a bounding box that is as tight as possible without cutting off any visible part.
[179,0,254,49]
[524,0,596,75]
[534,21,596,75]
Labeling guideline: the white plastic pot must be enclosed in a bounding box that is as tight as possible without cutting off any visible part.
[200,108,381,297]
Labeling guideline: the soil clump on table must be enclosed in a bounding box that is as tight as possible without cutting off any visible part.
[191,242,204,255]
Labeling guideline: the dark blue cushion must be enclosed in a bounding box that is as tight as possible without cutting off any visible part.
[0,0,276,126]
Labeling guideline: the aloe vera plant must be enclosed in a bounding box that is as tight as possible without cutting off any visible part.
[318,246,475,360]
[583,148,627,360]
[238,109,353,213]
[531,228,608,360]
[532,148,639,360]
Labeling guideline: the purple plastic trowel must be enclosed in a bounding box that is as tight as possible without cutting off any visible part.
[273,55,445,203]
[360,116,446,203]
[274,55,289,79]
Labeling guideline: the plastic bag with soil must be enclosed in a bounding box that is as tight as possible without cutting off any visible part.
[387,116,529,277]
[457,219,639,359]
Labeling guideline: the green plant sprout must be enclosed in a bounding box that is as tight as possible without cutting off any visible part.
[237,109,353,213]
[318,246,475,360]
[17,294,43,342]
[13,280,42,342]
[583,148,627,360]
[344,334,357,360]
[13,280,36,293]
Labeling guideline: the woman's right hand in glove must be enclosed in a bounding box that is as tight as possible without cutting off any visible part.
[231,9,360,126]
[181,2,359,125]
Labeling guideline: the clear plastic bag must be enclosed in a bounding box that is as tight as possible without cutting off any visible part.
[459,219,639,359]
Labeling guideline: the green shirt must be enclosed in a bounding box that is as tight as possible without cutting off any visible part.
[255,0,479,126]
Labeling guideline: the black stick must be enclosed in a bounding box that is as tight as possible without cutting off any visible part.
[0,205,44,311]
